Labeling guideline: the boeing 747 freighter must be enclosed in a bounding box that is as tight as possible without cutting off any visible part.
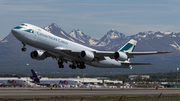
[11,23,171,69]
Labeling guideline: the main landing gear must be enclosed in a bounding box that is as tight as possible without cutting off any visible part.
[58,60,64,68]
[69,62,86,69]
[69,64,76,69]
[77,62,86,69]
[58,60,86,69]
[21,43,26,51]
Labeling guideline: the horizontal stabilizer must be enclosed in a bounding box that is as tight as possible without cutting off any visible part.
[127,51,172,58]
[121,62,152,65]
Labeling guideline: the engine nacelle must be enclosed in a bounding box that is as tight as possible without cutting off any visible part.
[30,50,47,60]
[114,52,128,61]
[80,50,94,61]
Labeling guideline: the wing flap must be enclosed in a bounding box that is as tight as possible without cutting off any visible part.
[94,51,114,60]
[121,62,152,65]
[54,47,81,58]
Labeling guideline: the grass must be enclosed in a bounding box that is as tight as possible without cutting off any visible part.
[0,95,180,101]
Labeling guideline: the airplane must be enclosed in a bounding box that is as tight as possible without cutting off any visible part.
[11,23,171,69]
[30,69,81,87]
[0,78,28,87]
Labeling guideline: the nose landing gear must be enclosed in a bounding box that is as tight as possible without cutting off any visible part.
[21,43,26,51]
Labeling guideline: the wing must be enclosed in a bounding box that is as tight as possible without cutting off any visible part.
[95,51,172,59]
[54,47,114,61]
[54,47,172,61]
[94,51,172,60]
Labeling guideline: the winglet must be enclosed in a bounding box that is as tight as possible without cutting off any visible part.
[119,39,137,52]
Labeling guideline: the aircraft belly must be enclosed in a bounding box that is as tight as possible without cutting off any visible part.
[87,57,130,68]
[88,58,119,68]
[48,51,81,62]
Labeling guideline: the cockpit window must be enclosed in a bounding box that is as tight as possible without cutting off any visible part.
[21,24,27,26]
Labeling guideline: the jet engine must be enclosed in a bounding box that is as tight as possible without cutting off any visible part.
[30,50,47,60]
[80,50,94,61]
[114,52,128,61]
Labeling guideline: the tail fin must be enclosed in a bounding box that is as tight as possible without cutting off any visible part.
[30,69,40,83]
[118,39,137,52]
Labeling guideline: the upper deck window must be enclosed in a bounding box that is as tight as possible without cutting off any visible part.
[21,24,27,26]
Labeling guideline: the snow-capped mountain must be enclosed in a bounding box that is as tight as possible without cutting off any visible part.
[170,41,180,50]
[96,29,125,47]
[44,23,73,41]
[132,31,176,39]
[69,29,99,46]
[69,29,90,43]
[128,31,180,52]
[2,32,19,43]
[44,23,85,45]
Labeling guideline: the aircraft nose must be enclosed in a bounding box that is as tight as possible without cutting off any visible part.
[11,29,19,35]
[11,28,24,37]
[11,28,25,39]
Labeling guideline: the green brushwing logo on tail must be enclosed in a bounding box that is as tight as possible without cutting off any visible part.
[119,43,135,52]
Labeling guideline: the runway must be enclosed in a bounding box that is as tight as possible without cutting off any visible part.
[0,88,179,98]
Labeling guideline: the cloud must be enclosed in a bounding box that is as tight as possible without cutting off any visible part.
[2,2,173,7]
[25,2,173,7]
[0,1,174,16]
[65,10,172,15]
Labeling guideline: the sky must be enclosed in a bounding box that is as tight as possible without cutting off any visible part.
[1,0,180,39]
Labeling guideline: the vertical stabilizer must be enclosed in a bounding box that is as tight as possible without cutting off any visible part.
[118,39,137,52]
[30,69,40,83]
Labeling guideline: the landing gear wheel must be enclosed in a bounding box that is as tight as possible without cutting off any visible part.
[21,48,27,51]
[69,64,76,69]
[59,65,64,68]
[78,62,86,69]
[58,61,64,68]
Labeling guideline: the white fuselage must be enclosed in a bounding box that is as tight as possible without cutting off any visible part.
[11,23,129,68]
[36,79,80,87]
[0,78,28,87]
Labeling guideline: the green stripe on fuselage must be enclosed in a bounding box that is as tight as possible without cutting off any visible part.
[24,29,34,33]
[14,26,23,29]
[14,26,34,33]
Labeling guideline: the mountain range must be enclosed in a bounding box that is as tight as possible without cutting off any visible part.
[0,23,179,75]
